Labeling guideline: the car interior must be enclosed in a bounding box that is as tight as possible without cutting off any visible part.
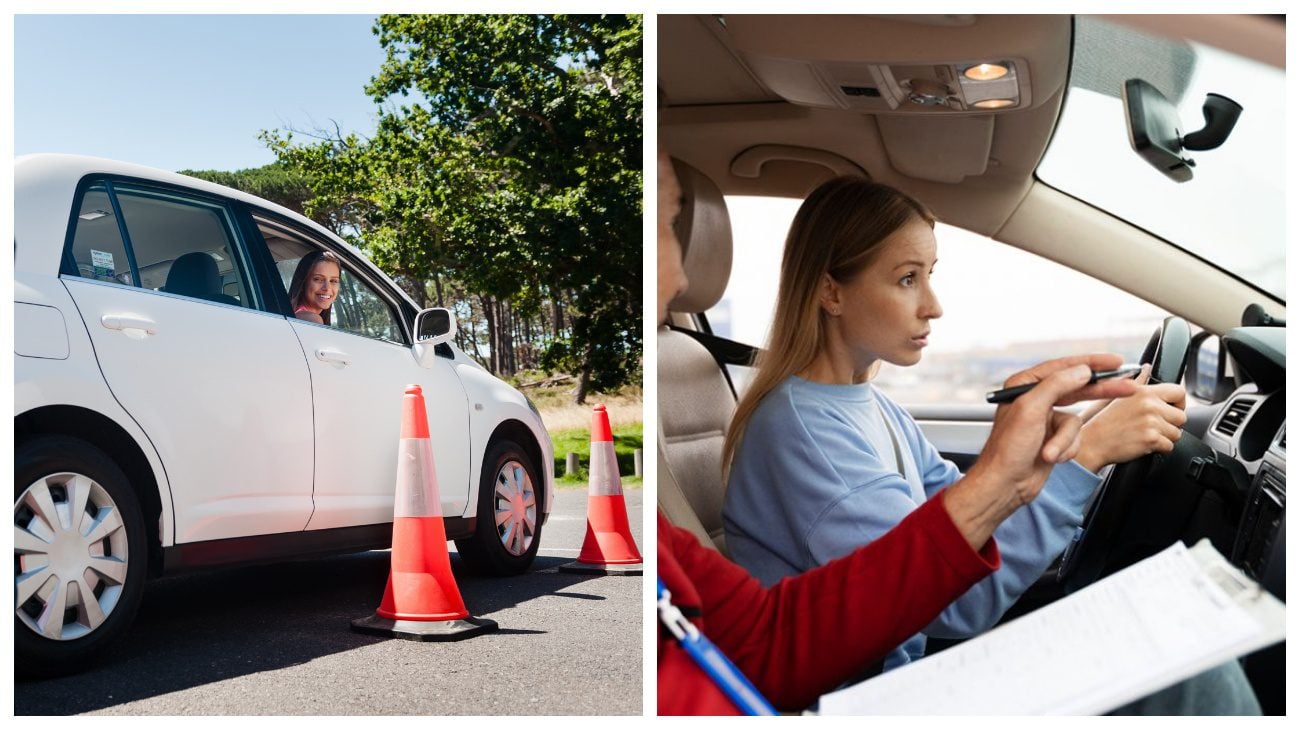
[69,182,250,305]
[159,250,241,306]
[657,14,1285,714]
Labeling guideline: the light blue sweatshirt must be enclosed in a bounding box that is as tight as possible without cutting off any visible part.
[723,375,1098,670]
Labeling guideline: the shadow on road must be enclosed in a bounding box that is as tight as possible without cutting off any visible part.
[15,550,626,715]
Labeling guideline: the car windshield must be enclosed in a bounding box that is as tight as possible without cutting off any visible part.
[1037,16,1285,303]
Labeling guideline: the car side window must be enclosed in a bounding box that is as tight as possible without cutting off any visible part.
[65,181,253,309]
[712,195,1172,405]
[68,184,133,285]
[256,215,407,346]
[331,270,406,344]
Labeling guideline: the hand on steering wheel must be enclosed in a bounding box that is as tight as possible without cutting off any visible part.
[1057,316,1194,592]
[1074,366,1188,473]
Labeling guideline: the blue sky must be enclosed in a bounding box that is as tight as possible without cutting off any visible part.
[15,14,387,172]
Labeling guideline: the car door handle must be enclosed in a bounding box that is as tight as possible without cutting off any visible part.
[101,314,158,337]
[315,348,352,366]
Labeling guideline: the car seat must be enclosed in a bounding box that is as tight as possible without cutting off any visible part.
[658,158,737,554]
[163,251,240,307]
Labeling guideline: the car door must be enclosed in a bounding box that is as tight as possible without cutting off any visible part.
[252,215,474,529]
[60,180,315,543]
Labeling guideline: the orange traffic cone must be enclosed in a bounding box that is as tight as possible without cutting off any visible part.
[352,384,497,641]
[560,404,643,575]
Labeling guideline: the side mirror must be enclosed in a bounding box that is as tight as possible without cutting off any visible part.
[412,308,456,368]
[415,307,456,346]
[1185,331,1234,403]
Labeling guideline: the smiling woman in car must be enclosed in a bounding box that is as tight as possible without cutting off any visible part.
[287,249,342,325]
[719,175,1257,714]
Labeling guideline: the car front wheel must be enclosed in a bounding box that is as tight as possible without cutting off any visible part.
[455,438,543,575]
[14,435,148,678]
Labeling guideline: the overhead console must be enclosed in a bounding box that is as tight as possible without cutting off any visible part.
[705,14,1069,116]
[741,55,1034,114]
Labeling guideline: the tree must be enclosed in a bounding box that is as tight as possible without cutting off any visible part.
[180,163,320,225]
[262,14,642,402]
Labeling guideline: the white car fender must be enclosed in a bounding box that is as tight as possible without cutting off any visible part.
[453,360,555,520]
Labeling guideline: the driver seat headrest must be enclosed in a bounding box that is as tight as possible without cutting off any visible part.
[669,158,733,315]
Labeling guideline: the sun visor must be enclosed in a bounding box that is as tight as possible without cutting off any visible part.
[877,114,994,183]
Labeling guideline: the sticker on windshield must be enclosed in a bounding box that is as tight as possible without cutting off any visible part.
[90,249,116,279]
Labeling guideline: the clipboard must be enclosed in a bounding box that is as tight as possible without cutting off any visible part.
[817,539,1285,715]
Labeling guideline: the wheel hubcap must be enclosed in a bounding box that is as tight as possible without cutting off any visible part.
[14,472,129,641]
[493,460,537,556]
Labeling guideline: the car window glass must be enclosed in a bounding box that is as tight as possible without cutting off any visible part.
[66,183,252,309]
[331,270,405,344]
[711,195,1171,405]
[257,216,406,345]
[68,184,132,285]
[1037,16,1284,301]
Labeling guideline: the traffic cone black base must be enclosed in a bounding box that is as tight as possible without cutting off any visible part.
[559,560,643,575]
[351,614,498,642]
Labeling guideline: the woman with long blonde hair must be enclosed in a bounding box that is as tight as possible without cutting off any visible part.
[721,176,1193,672]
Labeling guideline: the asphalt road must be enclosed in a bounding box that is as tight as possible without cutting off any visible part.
[15,488,643,716]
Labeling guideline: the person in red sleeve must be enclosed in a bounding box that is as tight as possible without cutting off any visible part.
[655,152,1140,715]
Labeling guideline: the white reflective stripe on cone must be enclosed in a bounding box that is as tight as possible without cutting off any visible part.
[587,441,623,496]
[394,438,443,518]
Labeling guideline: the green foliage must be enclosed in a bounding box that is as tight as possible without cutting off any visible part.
[262,14,643,393]
[551,423,643,488]
[181,163,317,222]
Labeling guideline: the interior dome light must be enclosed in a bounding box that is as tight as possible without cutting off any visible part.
[964,63,1008,81]
[973,98,1016,109]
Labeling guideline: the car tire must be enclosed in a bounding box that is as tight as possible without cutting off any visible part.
[14,435,148,679]
[455,438,543,576]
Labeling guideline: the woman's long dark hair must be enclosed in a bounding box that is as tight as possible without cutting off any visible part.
[287,250,342,326]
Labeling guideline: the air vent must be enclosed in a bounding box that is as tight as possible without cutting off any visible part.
[1214,398,1255,438]
[841,85,881,97]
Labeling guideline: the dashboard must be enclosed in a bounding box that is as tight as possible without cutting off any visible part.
[1199,326,1285,596]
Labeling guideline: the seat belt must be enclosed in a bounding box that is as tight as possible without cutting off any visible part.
[666,324,759,366]
[665,324,760,397]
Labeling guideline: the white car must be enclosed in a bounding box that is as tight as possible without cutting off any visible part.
[14,154,554,676]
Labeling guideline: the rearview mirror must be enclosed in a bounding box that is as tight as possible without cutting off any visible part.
[1124,79,1192,182]
[1123,78,1242,183]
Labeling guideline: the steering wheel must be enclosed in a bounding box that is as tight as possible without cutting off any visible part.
[1057,316,1193,592]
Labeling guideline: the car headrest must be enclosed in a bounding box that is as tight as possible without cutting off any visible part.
[670,158,733,314]
[164,251,222,299]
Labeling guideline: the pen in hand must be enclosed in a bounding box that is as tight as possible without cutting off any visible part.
[985,365,1143,404]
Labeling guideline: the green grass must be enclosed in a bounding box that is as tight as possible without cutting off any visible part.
[550,423,643,489]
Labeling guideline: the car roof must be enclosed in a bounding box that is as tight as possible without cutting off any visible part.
[14,153,416,309]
